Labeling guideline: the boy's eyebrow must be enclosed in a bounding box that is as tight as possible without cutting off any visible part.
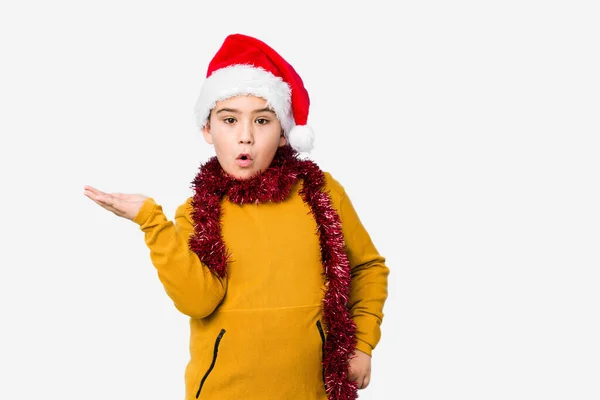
[215,108,239,114]
[252,107,276,114]
[215,107,276,114]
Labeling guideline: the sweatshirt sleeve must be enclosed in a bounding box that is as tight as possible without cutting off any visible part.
[133,197,227,318]
[326,176,390,357]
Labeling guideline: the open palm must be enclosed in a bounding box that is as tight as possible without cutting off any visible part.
[84,185,149,221]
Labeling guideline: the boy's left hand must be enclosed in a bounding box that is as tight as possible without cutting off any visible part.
[348,349,371,390]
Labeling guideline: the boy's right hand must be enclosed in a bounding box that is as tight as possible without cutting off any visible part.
[84,185,149,221]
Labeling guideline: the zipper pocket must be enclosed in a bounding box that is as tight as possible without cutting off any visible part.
[316,320,327,391]
[195,328,226,398]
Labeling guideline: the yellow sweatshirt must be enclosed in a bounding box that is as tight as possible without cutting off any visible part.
[133,172,389,399]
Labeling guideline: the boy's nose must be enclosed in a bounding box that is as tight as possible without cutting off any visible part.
[238,124,254,144]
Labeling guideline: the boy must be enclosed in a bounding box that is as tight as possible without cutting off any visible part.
[84,33,389,400]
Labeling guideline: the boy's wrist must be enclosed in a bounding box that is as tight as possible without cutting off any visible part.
[354,338,373,357]
[133,198,157,226]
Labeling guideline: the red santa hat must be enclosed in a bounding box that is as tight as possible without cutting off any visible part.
[194,33,315,153]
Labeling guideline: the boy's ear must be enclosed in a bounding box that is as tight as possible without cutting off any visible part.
[279,130,287,147]
[202,122,213,145]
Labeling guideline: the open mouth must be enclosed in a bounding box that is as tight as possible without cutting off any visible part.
[236,153,253,167]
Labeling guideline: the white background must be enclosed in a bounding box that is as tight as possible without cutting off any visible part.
[1,1,599,399]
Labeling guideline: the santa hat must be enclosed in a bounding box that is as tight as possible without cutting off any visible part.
[194,33,315,153]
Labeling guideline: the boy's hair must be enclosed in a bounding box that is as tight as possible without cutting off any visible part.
[194,34,315,153]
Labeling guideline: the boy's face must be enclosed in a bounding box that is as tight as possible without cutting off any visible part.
[203,95,287,180]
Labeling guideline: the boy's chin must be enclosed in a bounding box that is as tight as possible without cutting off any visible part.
[226,167,262,181]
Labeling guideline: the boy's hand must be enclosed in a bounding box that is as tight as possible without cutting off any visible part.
[84,185,148,221]
[348,349,372,390]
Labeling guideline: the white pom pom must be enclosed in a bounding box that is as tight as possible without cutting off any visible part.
[288,125,315,153]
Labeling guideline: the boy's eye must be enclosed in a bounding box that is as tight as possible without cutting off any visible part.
[256,118,269,125]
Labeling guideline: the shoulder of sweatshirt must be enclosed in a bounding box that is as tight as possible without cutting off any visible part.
[322,171,347,210]
[174,197,195,224]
